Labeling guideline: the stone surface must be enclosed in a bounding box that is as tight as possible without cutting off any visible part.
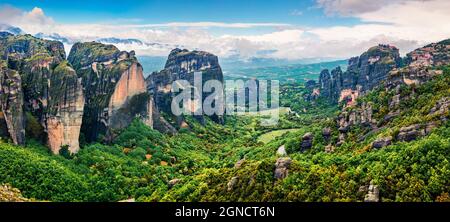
[301,132,313,151]
[227,176,239,191]
[277,145,287,156]
[322,127,331,141]
[68,42,151,142]
[0,34,83,153]
[46,62,85,154]
[0,68,25,145]
[234,159,245,169]
[168,178,181,187]
[0,184,30,202]
[146,48,224,132]
[319,44,401,103]
[372,136,392,149]
[364,181,380,202]
[397,124,424,142]
[274,157,292,180]
[324,144,335,153]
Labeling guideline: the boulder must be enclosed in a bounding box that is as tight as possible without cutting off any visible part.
[324,144,335,153]
[371,136,392,149]
[169,178,181,187]
[397,124,424,142]
[277,145,287,156]
[322,128,331,141]
[227,176,239,191]
[301,132,313,151]
[274,157,292,180]
[234,159,245,169]
[364,181,380,202]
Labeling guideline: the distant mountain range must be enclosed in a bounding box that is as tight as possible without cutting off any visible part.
[0,24,25,35]
[1,24,348,82]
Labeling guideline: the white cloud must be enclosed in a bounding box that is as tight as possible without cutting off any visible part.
[126,22,291,28]
[0,1,449,61]
[315,0,431,16]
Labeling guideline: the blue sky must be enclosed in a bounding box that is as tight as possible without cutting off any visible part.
[0,0,449,60]
[2,0,360,27]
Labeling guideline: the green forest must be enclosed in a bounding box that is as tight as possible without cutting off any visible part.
[1,66,448,202]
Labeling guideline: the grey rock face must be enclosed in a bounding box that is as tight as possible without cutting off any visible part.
[146,48,224,133]
[301,132,313,151]
[397,124,424,142]
[68,42,149,142]
[322,127,331,142]
[274,157,292,180]
[372,136,392,149]
[319,45,401,103]
[0,68,25,145]
[364,181,380,202]
[277,145,287,156]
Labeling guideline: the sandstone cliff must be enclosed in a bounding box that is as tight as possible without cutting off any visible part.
[0,33,84,153]
[68,42,150,142]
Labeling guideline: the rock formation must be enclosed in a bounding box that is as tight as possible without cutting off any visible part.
[331,39,450,148]
[300,132,313,151]
[364,181,380,202]
[387,39,450,88]
[146,48,224,133]
[277,145,287,156]
[0,65,25,145]
[46,61,85,154]
[227,176,239,191]
[319,44,401,105]
[0,34,84,153]
[274,157,292,180]
[371,136,392,149]
[68,42,151,142]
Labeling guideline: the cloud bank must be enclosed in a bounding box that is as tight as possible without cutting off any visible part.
[1,0,449,60]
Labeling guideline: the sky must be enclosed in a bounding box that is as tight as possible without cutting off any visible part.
[0,0,449,60]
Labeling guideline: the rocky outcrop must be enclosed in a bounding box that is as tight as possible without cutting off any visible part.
[227,176,239,191]
[0,34,83,153]
[322,127,331,142]
[146,48,224,133]
[0,67,25,145]
[46,62,84,154]
[324,144,335,153]
[387,39,449,88]
[274,157,292,180]
[300,132,313,151]
[371,136,392,149]
[364,181,380,202]
[277,145,287,156]
[168,178,181,188]
[0,184,30,202]
[338,102,374,132]
[319,45,401,104]
[397,124,425,142]
[234,159,245,169]
[68,42,150,141]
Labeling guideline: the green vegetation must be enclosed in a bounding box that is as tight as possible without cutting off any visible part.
[0,62,449,202]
